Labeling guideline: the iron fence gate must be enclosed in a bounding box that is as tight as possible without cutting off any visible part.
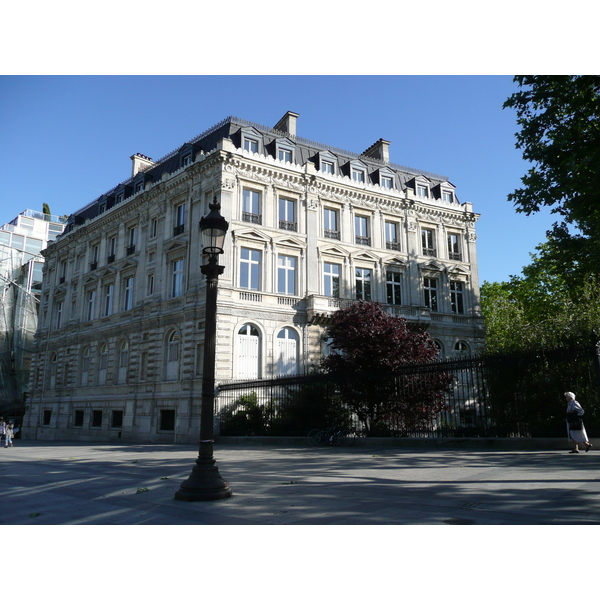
[216,342,600,438]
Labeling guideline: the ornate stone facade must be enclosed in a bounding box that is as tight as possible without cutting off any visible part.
[22,113,485,443]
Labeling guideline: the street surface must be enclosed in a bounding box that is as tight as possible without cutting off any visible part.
[2,439,600,525]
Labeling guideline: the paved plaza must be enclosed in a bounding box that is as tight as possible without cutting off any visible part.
[1,438,600,525]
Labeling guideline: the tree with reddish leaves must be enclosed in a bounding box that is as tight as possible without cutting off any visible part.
[320,301,453,435]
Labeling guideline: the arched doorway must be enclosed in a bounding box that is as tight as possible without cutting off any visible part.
[275,327,299,375]
[237,324,260,379]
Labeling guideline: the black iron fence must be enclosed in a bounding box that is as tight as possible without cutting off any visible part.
[216,341,600,438]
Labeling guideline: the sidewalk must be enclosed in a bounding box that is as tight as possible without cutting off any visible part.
[2,439,600,525]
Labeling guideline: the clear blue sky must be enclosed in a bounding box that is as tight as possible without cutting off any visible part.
[0,75,557,284]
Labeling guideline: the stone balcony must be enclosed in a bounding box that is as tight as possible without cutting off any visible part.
[306,294,483,329]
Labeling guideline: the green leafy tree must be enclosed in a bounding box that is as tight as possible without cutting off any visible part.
[320,301,453,435]
[503,75,600,281]
[481,258,600,352]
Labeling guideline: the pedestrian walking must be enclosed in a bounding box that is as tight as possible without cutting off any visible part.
[4,421,14,448]
[565,392,593,453]
[0,419,5,446]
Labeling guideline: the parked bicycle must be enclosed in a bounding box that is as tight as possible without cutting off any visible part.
[307,426,356,447]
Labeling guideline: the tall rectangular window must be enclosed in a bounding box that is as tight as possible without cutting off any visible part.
[87,290,96,321]
[240,248,261,290]
[104,284,114,317]
[277,255,296,296]
[386,271,402,305]
[91,410,103,428]
[111,410,123,429]
[423,277,438,312]
[74,410,84,427]
[355,268,372,301]
[127,227,137,254]
[279,198,296,231]
[324,208,339,239]
[55,301,63,329]
[450,281,465,314]
[123,276,134,310]
[107,236,117,262]
[147,273,154,296]
[174,203,186,235]
[90,245,99,270]
[172,259,184,298]
[355,215,370,245]
[385,221,400,251]
[324,262,340,298]
[422,229,436,257]
[242,189,261,224]
[59,260,67,283]
[447,233,461,260]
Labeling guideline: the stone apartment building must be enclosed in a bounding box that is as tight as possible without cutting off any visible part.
[22,112,485,443]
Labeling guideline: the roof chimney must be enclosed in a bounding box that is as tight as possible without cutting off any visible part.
[274,111,299,137]
[361,139,391,163]
[131,153,155,177]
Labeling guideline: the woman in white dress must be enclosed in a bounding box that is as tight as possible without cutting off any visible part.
[565,392,593,453]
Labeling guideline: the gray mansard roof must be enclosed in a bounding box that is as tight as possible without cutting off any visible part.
[64,114,456,232]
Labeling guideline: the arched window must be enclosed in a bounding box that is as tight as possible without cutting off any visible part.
[81,347,90,386]
[166,330,180,381]
[433,340,445,360]
[275,327,299,375]
[454,340,469,356]
[49,353,58,389]
[237,324,260,379]
[118,339,129,384]
[98,343,108,385]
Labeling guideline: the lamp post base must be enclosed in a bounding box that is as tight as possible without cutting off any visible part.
[174,455,232,501]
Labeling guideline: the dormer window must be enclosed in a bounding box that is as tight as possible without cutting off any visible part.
[134,181,144,194]
[181,153,192,168]
[417,185,429,198]
[275,139,295,164]
[317,151,337,175]
[346,159,368,184]
[243,134,260,153]
[321,160,335,174]
[352,168,366,183]
[244,138,258,152]
[279,148,292,163]
[381,176,393,189]
[442,190,454,203]
[116,193,124,204]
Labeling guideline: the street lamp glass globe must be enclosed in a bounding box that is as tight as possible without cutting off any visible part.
[200,200,229,256]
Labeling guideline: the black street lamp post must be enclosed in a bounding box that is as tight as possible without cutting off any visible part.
[175,199,232,501]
